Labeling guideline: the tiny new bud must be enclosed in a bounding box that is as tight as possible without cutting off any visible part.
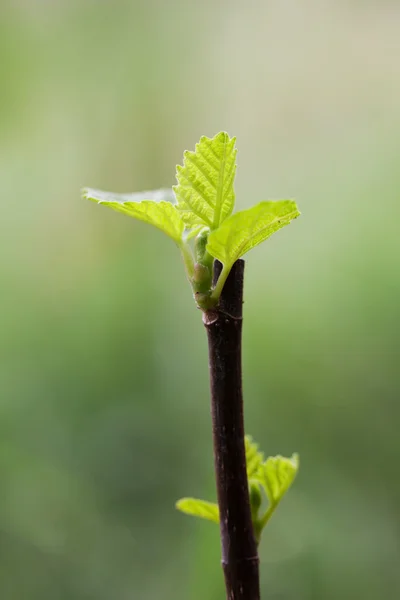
[194,291,217,312]
[249,482,262,516]
[191,262,213,296]
[192,263,210,285]
[195,229,209,263]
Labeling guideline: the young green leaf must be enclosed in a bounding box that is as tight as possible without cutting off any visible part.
[207,200,300,268]
[175,437,299,542]
[176,498,220,524]
[245,435,265,480]
[173,132,237,230]
[256,454,299,508]
[83,188,185,243]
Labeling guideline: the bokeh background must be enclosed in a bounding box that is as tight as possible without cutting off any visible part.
[1,1,399,598]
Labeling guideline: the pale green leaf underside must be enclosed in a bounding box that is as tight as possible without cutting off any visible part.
[84,187,176,204]
[245,435,265,480]
[176,498,219,523]
[207,200,300,266]
[83,188,184,243]
[255,454,299,506]
[173,132,237,229]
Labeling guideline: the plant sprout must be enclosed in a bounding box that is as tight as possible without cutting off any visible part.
[83,132,300,600]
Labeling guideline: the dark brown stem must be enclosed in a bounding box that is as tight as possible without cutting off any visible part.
[203,260,260,600]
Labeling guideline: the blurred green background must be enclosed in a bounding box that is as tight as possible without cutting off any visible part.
[1,1,399,598]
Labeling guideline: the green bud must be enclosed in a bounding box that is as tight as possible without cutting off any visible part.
[191,263,211,295]
[194,291,217,312]
[249,482,262,517]
[192,263,209,285]
[195,229,209,263]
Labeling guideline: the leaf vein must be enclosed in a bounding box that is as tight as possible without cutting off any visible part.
[185,153,217,193]
[178,170,214,209]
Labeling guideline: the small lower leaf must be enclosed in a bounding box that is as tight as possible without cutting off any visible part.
[176,498,219,523]
[175,438,299,543]
[256,454,299,507]
[245,435,264,480]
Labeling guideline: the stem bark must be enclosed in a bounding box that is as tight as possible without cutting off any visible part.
[203,260,260,600]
